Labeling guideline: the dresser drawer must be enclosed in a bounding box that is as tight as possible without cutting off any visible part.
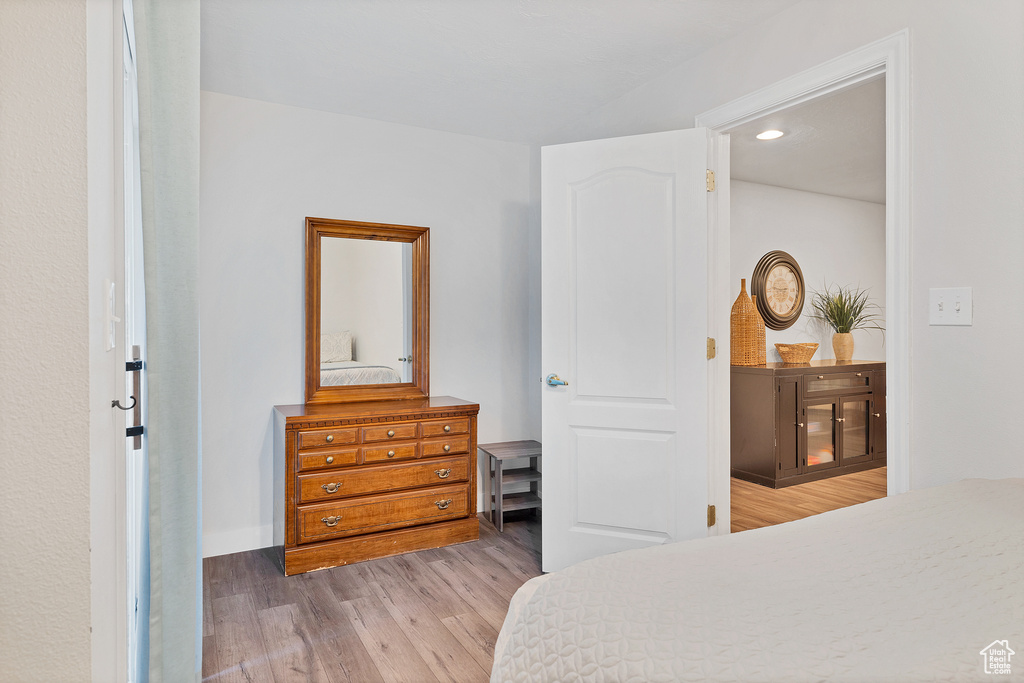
[363,443,417,464]
[297,456,469,504]
[362,423,418,443]
[421,436,470,458]
[421,417,470,438]
[297,484,470,543]
[297,448,359,472]
[297,427,358,451]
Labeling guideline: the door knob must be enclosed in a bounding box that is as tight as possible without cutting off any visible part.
[545,373,568,386]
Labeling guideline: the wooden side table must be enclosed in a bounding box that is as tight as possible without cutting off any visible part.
[479,440,541,532]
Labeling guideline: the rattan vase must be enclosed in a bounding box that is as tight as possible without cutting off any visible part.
[731,279,767,366]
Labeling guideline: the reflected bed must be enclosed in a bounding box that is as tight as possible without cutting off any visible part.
[319,361,401,385]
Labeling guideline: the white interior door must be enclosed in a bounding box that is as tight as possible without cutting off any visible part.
[541,128,718,572]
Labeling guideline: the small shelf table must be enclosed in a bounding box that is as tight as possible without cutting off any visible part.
[479,440,541,532]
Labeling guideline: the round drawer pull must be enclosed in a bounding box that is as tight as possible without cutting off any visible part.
[873,412,882,418]
[387,430,395,438]
[326,456,334,464]
[387,450,396,458]
[443,425,451,433]
[321,482,341,494]
[435,468,452,479]
[326,434,334,443]
[443,444,451,452]
[817,375,824,379]
[435,499,452,510]
[321,516,342,527]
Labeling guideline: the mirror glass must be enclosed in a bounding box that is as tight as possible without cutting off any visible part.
[320,236,412,385]
[305,217,429,404]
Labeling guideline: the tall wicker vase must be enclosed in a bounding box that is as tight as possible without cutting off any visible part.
[751,295,767,365]
[731,279,767,366]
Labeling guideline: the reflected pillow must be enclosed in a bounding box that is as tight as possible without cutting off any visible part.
[321,331,353,363]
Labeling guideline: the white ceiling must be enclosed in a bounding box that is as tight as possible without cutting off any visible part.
[200,0,800,144]
[729,77,886,204]
[201,0,883,203]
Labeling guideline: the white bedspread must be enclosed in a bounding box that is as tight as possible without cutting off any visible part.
[320,361,402,385]
[492,478,1024,682]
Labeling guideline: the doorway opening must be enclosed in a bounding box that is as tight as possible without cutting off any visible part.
[697,31,911,534]
[729,77,887,530]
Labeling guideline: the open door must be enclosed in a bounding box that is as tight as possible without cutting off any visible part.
[541,128,722,572]
[122,4,150,678]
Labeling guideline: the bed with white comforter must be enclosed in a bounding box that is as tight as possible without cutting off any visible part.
[320,360,402,385]
[491,478,1024,682]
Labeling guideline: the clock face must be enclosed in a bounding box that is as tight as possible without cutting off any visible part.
[751,251,805,330]
[765,264,800,316]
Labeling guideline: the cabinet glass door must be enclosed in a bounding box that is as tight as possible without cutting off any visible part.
[839,397,872,465]
[805,402,836,470]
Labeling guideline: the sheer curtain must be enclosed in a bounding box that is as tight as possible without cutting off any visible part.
[132,0,202,680]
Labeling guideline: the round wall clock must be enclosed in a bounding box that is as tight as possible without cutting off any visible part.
[751,250,805,331]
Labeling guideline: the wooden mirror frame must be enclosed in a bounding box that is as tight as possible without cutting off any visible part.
[305,217,429,404]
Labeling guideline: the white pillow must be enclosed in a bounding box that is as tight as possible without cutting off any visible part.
[321,331,353,363]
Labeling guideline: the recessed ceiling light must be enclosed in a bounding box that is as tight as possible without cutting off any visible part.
[756,130,784,140]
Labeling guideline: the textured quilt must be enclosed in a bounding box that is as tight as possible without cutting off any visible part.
[491,478,1024,682]
[320,361,402,385]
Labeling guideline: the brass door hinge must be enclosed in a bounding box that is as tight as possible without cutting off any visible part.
[706,169,716,192]
[707,337,716,360]
[707,504,716,527]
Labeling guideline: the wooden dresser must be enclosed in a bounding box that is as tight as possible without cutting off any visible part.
[273,396,480,575]
[731,360,886,488]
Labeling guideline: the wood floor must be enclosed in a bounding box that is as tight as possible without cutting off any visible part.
[731,466,887,532]
[202,512,541,683]
[204,471,885,681]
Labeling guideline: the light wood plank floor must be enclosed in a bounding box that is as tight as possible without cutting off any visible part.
[731,466,887,532]
[202,512,541,683]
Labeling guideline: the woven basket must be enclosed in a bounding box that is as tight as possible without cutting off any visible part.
[731,279,767,366]
[774,342,818,364]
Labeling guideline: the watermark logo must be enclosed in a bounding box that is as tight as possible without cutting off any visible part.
[980,640,1014,675]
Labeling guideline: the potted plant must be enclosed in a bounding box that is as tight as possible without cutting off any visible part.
[808,284,884,361]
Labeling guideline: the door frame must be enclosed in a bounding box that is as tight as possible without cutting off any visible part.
[696,30,912,532]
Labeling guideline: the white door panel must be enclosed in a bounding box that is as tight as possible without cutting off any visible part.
[572,168,674,401]
[542,128,716,572]
[573,428,674,534]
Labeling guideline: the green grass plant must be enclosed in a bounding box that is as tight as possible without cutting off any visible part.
[809,284,885,334]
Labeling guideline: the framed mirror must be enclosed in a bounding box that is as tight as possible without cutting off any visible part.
[305,217,429,404]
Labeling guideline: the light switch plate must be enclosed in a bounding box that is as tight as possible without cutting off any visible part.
[929,287,973,326]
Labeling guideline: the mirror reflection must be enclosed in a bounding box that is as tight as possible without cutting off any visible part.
[319,236,412,385]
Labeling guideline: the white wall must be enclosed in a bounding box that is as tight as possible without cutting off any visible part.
[731,181,886,362]
[200,92,537,556]
[569,0,1024,488]
[0,0,94,678]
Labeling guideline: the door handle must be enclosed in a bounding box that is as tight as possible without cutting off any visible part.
[545,373,568,386]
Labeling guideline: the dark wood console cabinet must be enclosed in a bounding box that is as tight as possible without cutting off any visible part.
[731,360,886,488]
